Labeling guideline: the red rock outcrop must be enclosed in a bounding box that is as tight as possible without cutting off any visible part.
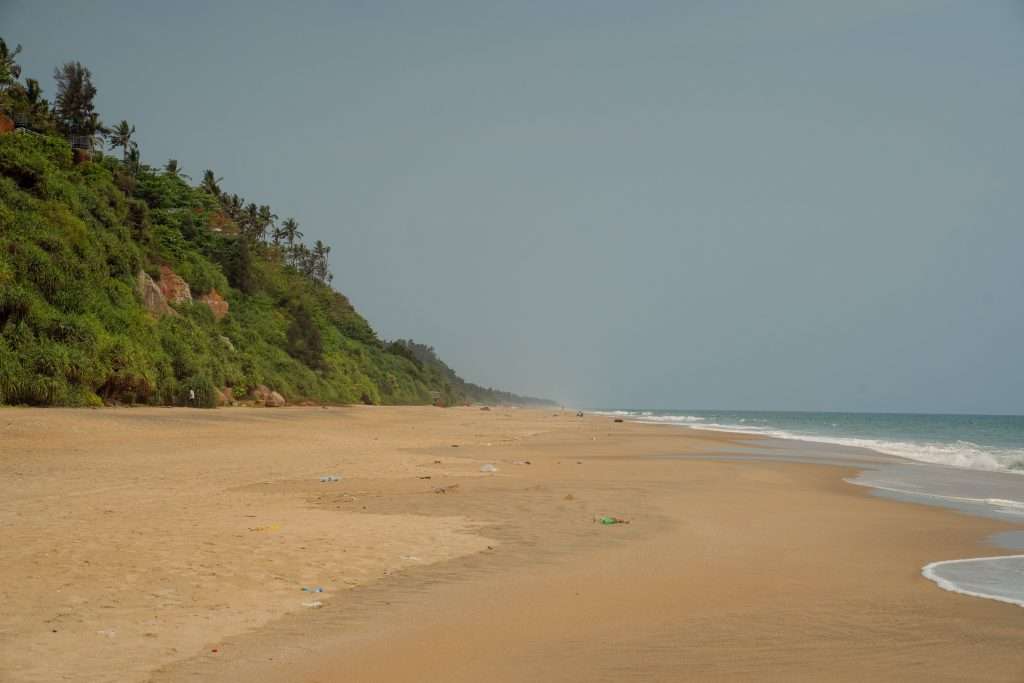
[0,115,14,135]
[158,265,192,305]
[199,289,229,320]
[250,385,286,407]
[135,271,173,317]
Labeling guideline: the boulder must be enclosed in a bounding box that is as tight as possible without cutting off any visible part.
[266,391,286,408]
[158,265,192,305]
[0,114,14,135]
[250,384,273,403]
[136,270,173,317]
[199,289,229,320]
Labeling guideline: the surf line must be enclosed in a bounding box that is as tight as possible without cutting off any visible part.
[922,555,1024,608]
[842,479,1024,515]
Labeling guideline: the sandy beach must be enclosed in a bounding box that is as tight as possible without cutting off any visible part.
[1,406,1022,682]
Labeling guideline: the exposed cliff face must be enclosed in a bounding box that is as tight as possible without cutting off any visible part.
[158,265,192,305]
[199,289,229,320]
[136,271,173,317]
[137,268,230,321]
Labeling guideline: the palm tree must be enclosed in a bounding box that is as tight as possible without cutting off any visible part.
[200,169,223,197]
[243,202,261,241]
[109,120,136,161]
[312,240,331,284]
[258,205,277,243]
[126,144,141,174]
[164,159,190,180]
[279,218,302,245]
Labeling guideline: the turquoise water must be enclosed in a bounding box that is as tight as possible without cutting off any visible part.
[599,410,1024,473]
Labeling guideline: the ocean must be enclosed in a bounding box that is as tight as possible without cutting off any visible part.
[597,410,1024,473]
[598,408,1024,608]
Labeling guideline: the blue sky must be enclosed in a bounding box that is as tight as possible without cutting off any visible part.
[4,1,1023,412]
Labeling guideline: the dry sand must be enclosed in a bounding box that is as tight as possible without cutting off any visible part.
[1,406,1022,682]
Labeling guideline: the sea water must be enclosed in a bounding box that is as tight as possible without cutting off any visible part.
[599,410,1024,473]
[599,409,1024,607]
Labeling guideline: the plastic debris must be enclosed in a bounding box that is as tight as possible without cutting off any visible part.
[480,464,498,473]
[302,601,323,609]
[319,475,341,483]
[301,587,325,593]
[598,516,630,525]
[512,460,532,466]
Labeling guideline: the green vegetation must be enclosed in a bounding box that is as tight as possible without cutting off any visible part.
[0,38,554,408]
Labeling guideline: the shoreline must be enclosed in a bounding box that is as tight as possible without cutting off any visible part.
[2,407,1023,681]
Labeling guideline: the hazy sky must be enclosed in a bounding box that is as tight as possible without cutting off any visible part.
[4,1,1023,413]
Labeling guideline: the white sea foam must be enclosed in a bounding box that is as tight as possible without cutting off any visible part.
[843,479,1024,517]
[922,555,1024,608]
[597,411,1024,474]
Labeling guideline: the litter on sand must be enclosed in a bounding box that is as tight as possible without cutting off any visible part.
[512,460,532,466]
[302,601,323,609]
[319,475,341,483]
[597,516,630,525]
[480,464,498,473]
[301,587,325,593]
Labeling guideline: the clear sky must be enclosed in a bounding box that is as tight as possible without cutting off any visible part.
[4,1,1022,413]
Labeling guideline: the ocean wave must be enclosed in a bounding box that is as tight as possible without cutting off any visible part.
[843,479,1024,516]
[600,412,1024,474]
[922,555,1024,608]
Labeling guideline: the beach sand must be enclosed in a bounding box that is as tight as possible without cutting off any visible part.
[1,406,1022,681]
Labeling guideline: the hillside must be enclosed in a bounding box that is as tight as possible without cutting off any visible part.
[0,40,554,408]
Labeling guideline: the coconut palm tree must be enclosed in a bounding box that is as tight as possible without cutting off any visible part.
[109,120,136,161]
[164,159,190,180]
[278,218,302,246]
[200,169,223,197]
[258,205,277,243]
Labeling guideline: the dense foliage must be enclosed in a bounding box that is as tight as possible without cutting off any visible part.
[0,38,554,408]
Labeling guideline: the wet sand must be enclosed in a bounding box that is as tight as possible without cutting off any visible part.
[1,406,1022,681]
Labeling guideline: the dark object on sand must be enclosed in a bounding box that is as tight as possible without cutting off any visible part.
[451,444,460,448]
[480,406,491,411]
[418,475,432,479]
[613,418,624,423]
[577,411,584,417]
[433,484,459,494]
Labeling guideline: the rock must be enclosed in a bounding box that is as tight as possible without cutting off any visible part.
[199,289,229,320]
[0,114,14,135]
[158,265,192,305]
[250,385,271,402]
[249,385,285,407]
[214,387,237,407]
[136,270,173,317]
